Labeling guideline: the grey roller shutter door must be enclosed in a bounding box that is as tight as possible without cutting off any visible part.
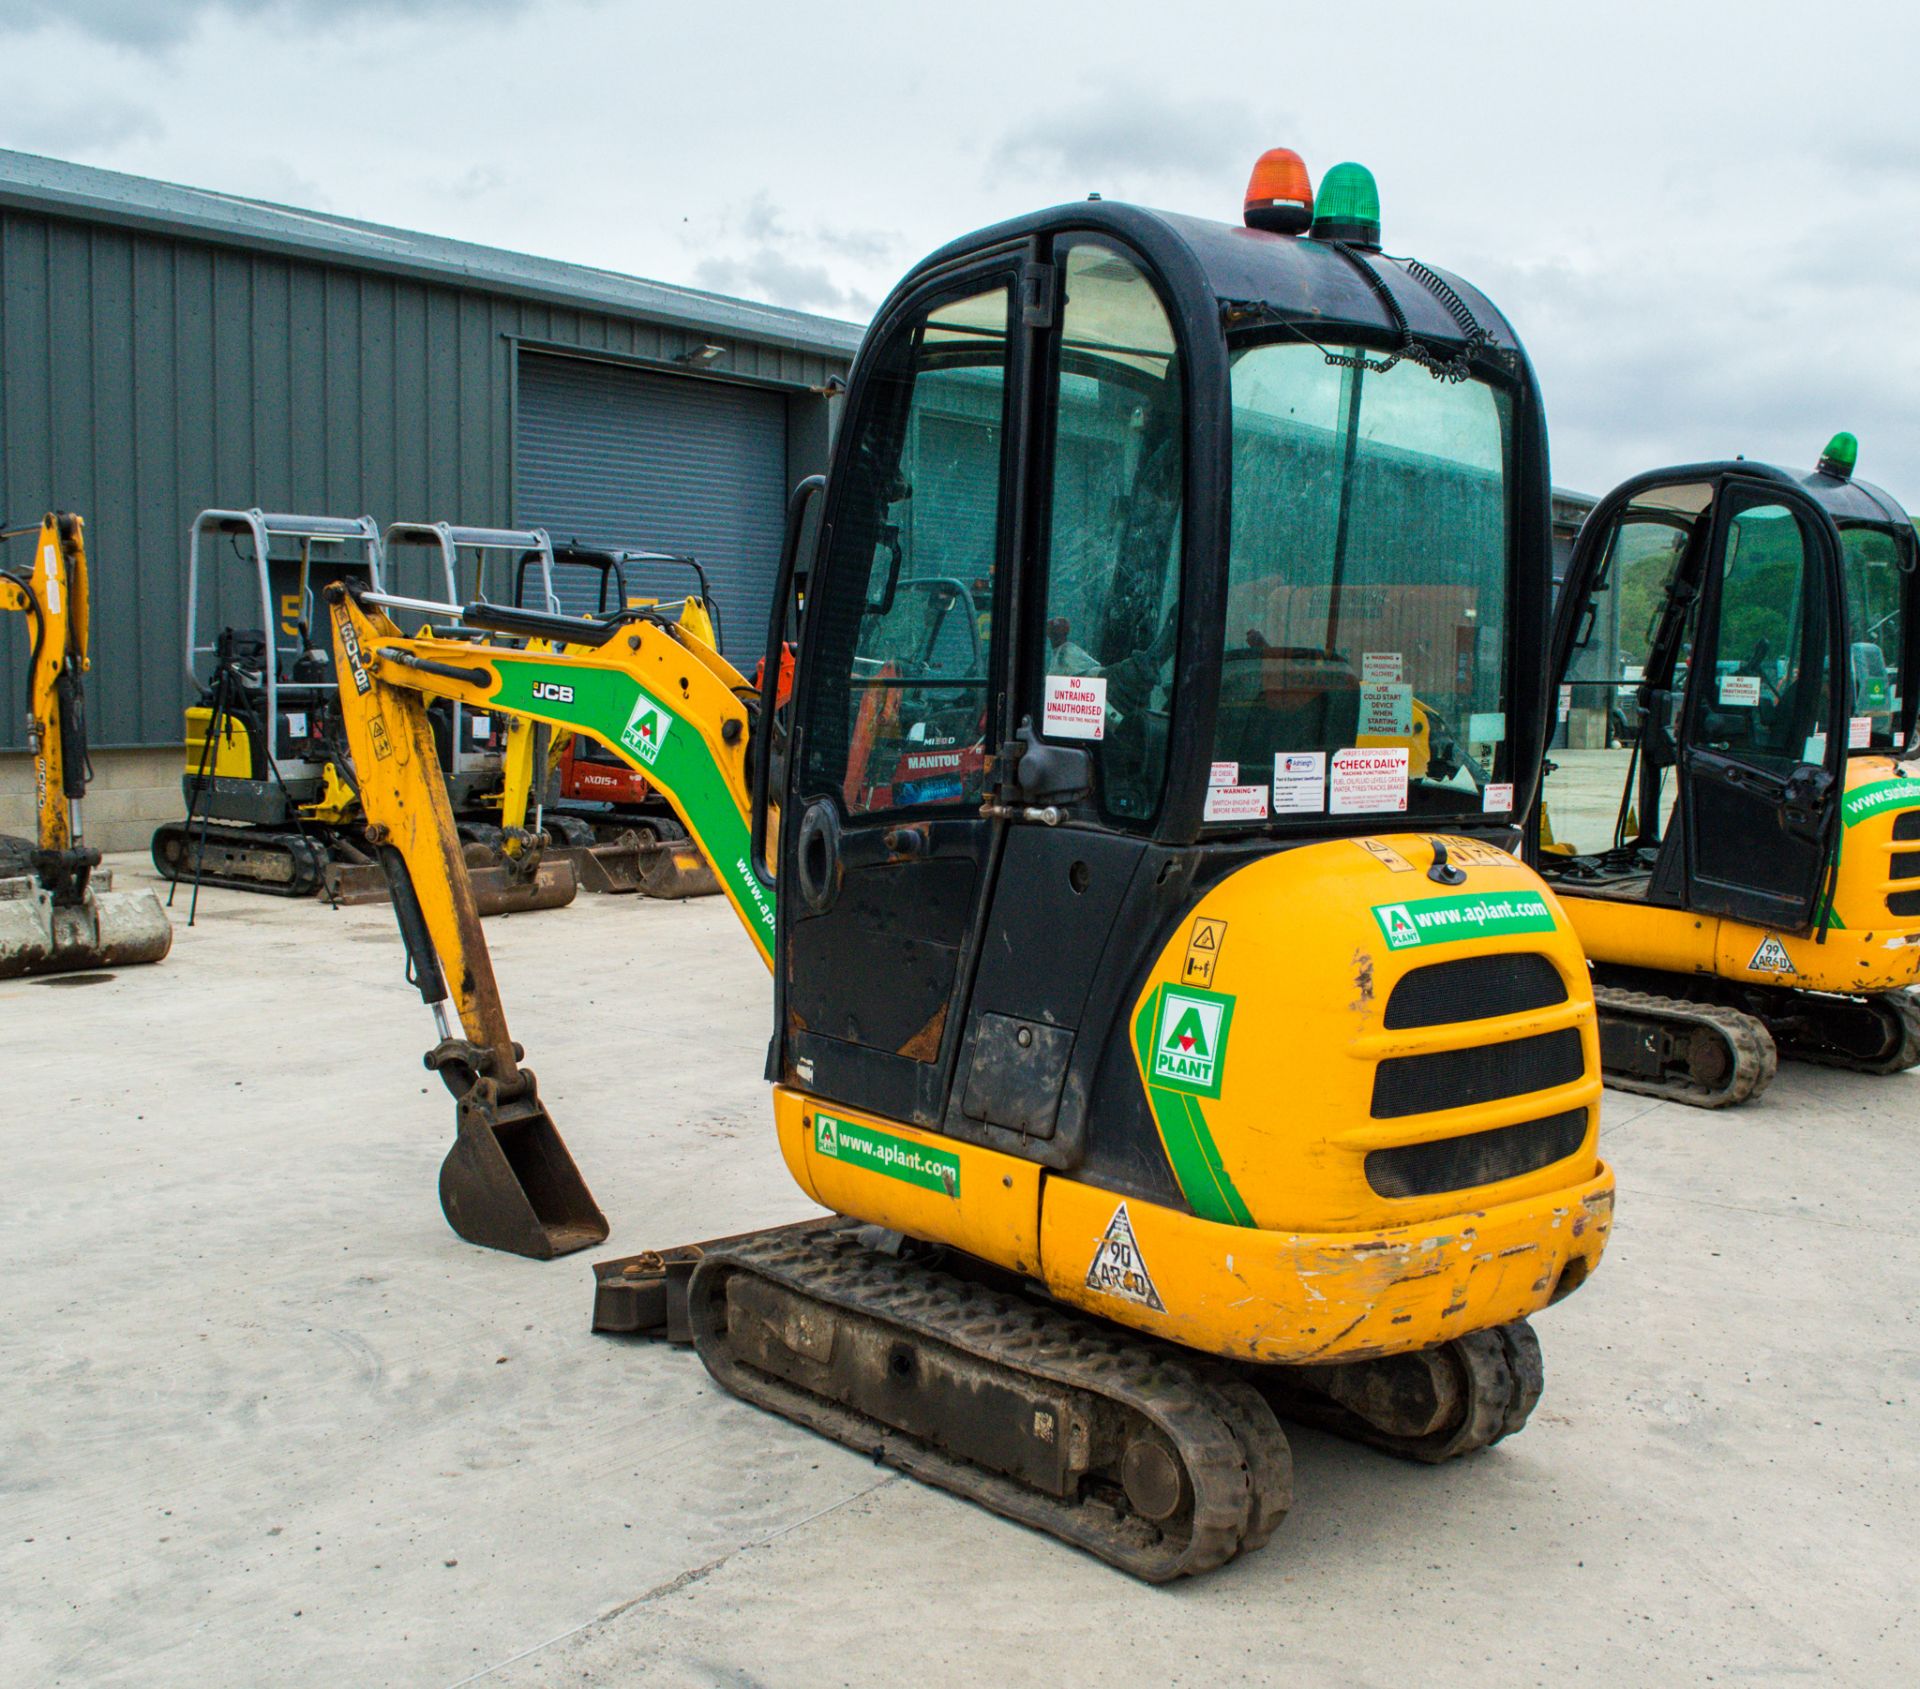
[515,351,789,660]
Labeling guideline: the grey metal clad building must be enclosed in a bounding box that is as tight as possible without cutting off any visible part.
[0,148,863,842]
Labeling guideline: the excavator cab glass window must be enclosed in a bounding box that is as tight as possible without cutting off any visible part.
[1838,523,1906,748]
[1214,341,1511,824]
[1036,242,1184,823]
[798,284,1010,816]
[1705,503,1832,771]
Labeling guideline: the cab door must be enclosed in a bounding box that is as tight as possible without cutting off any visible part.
[1679,481,1846,929]
[780,270,1023,1128]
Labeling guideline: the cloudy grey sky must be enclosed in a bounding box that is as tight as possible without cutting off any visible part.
[4,0,1917,498]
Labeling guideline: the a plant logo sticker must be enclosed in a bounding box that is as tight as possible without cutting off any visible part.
[620,691,674,767]
[1085,1203,1166,1311]
[1150,984,1234,1099]
[1377,903,1421,949]
[816,1117,839,1156]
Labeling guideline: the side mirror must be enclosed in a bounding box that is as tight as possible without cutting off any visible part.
[751,475,826,886]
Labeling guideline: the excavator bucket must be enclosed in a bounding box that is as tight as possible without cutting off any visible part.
[437,1070,607,1259]
[0,875,173,978]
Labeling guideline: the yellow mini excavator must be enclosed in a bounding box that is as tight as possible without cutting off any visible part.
[0,512,172,976]
[1539,439,1920,1106]
[150,509,571,915]
[326,153,1614,1579]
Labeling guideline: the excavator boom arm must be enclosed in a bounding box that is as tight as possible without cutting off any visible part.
[0,513,89,855]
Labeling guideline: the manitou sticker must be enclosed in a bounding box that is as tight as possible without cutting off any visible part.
[620,692,674,767]
[1150,984,1235,1098]
[812,1113,960,1197]
[1086,1204,1166,1311]
[1748,934,1797,975]
[1372,891,1557,951]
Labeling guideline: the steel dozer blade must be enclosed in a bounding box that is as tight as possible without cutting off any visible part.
[465,855,577,915]
[0,874,173,978]
[322,851,577,914]
[433,1059,607,1259]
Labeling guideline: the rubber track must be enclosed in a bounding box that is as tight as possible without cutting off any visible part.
[686,1226,1291,1581]
[1593,984,1777,1108]
[150,823,329,898]
[1773,990,1920,1076]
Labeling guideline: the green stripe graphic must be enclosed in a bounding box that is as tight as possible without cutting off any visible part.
[1133,987,1254,1227]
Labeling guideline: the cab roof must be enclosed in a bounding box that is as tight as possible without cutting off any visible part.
[907,198,1525,358]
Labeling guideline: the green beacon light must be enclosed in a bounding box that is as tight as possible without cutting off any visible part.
[1309,162,1382,248]
[1817,431,1858,480]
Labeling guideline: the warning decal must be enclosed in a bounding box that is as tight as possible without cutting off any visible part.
[1182,916,1227,988]
[1043,674,1107,740]
[1085,1203,1166,1311]
[1748,934,1797,975]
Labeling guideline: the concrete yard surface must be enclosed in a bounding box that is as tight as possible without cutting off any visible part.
[3,856,1917,1686]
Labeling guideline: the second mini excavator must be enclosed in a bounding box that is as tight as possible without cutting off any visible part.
[0,512,172,977]
[150,509,572,915]
[1539,438,1920,1106]
[327,153,1614,1580]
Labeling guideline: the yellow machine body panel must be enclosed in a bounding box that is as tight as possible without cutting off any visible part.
[1565,756,1920,995]
[773,831,1612,1365]
[183,705,254,780]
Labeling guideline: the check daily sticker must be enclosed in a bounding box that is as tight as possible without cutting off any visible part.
[1372,891,1558,951]
[1204,784,1269,822]
[1273,751,1326,814]
[813,1113,960,1196]
[1330,747,1408,814]
[1150,984,1235,1097]
[1044,674,1106,740]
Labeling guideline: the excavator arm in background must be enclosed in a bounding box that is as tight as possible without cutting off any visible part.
[324,579,772,1256]
[0,513,172,977]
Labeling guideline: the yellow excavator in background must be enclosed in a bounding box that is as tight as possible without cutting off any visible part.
[1538,439,1920,1106]
[321,153,1614,1581]
[0,512,172,977]
[149,509,572,916]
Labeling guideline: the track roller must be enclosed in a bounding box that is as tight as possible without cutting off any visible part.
[685,1224,1291,1581]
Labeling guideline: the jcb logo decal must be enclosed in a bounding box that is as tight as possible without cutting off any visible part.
[530,681,575,704]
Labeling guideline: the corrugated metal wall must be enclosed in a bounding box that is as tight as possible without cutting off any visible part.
[516,352,789,661]
[0,206,844,748]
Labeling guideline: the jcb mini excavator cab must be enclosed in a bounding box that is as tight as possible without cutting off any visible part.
[509,540,724,896]
[330,153,1613,1579]
[0,512,172,976]
[1539,439,1920,1105]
